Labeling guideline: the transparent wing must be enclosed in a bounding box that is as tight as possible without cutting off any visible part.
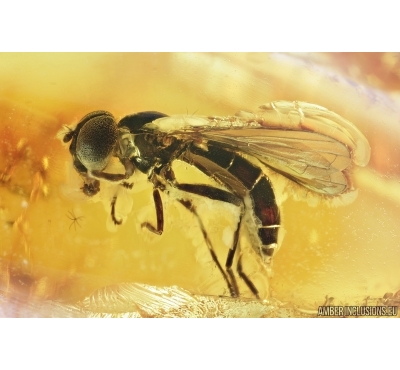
[143,101,371,196]
[203,129,353,195]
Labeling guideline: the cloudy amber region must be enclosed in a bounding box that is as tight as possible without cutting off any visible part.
[0,53,399,317]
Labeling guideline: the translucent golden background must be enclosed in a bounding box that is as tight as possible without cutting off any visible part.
[0,53,399,317]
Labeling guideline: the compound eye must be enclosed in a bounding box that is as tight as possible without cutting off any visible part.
[76,112,118,171]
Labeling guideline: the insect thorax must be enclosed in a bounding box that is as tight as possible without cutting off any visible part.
[121,132,184,174]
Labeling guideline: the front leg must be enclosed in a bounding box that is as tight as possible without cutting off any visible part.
[72,157,102,197]
[75,156,135,197]
[91,157,135,182]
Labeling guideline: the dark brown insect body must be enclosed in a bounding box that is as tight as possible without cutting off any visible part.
[62,101,370,298]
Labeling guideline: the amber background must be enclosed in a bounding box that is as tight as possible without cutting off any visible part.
[0,53,399,316]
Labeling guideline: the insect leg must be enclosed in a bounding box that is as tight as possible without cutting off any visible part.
[172,187,263,297]
[81,179,100,196]
[121,182,134,189]
[223,212,260,299]
[141,189,164,235]
[173,183,247,297]
[163,166,259,298]
[91,171,128,182]
[92,157,135,182]
[177,198,238,298]
[237,254,260,300]
[111,196,123,225]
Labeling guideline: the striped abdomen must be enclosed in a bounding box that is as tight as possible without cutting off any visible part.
[185,142,280,259]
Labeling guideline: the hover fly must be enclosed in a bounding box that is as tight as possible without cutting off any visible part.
[62,101,371,298]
